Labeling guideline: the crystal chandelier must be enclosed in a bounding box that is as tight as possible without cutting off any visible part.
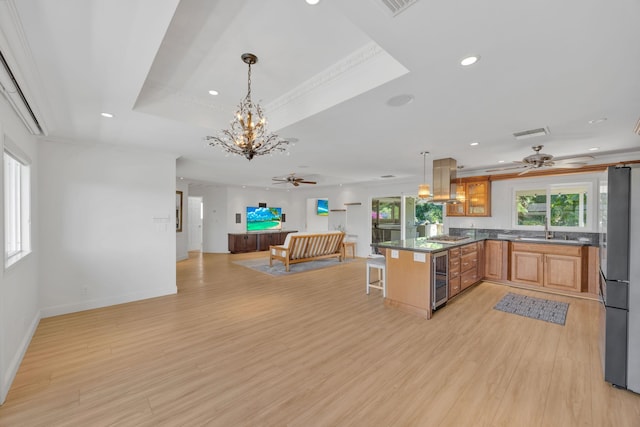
[418,151,431,198]
[206,53,289,160]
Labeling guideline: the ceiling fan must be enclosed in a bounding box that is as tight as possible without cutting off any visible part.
[486,145,594,176]
[272,173,317,186]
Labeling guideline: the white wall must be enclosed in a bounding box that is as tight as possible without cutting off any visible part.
[0,99,40,405]
[176,179,189,261]
[38,141,177,317]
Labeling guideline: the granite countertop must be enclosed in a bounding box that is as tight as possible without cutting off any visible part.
[373,237,485,253]
[373,235,591,253]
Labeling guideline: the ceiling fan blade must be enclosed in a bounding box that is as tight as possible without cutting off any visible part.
[518,167,533,176]
[486,165,526,172]
[293,182,300,187]
[554,156,594,164]
[298,180,317,184]
[549,163,587,169]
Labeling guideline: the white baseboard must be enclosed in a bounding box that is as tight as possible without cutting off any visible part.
[1,310,40,405]
[40,286,178,318]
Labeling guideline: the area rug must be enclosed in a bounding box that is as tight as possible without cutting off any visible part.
[493,293,569,325]
[233,257,357,276]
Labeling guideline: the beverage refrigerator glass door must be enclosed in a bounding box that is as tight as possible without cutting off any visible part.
[432,251,448,310]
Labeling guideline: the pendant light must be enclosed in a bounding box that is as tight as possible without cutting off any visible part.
[418,151,431,199]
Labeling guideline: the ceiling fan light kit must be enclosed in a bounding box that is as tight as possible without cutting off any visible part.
[206,53,290,161]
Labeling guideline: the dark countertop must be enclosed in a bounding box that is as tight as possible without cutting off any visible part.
[373,237,484,253]
[373,235,591,253]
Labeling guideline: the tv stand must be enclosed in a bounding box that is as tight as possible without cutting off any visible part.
[228,230,297,254]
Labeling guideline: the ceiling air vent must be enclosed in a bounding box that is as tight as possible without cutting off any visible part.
[379,0,419,16]
[634,117,640,135]
[513,127,549,140]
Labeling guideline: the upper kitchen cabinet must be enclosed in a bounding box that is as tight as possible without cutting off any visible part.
[446,178,491,217]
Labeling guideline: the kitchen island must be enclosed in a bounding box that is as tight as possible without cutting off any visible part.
[374,237,484,319]
[374,235,597,319]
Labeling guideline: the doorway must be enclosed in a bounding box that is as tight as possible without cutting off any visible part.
[188,196,203,252]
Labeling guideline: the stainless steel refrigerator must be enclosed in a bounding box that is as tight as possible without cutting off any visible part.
[599,165,640,393]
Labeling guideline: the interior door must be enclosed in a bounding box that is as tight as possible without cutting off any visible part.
[188,196,203,251]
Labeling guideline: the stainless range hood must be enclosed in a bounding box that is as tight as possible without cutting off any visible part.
[432,158,458,203]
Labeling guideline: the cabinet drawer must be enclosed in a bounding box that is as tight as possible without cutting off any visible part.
[461,270,478,290]
[450,257,461,270]
[461,243,477,255]
[460,252,478,273]
[450,266,460,279]
[449,247,461,258]
[449,277,461,297]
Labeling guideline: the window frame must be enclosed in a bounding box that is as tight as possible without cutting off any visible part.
[4,145,31,268]
[511,181,593,232]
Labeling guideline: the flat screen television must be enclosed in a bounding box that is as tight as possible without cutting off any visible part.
[246,206,282,231]
[316,199,328,216]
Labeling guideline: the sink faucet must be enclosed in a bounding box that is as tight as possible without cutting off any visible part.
[545,219,554,239]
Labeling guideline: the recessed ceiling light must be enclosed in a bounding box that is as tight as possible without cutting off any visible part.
[306,0,320,4]
[208,90,219,96]
[101,112,113,118]
[179,177,184,180]
[588,117,607,124]
[498,160,505,163]
[589,147,600,151]
[460,55,480,66]
[387,94,414,107]
[470,142,479,146]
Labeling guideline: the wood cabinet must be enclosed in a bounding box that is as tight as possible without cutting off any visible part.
[228,233,258,254]
[510,242,586,292]
[544,254,582,292]
[446,178,491,217]
[511,251,544,286]
[228,231,295,253]
[449,242,482,297]
[449,247,461,297]
[385,249,433,319]
[484,240,509,281]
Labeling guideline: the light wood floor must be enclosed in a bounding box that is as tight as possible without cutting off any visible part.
[1,251,639,426]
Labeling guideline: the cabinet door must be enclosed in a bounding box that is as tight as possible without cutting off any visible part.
[466,181,491,216]
[446,199,465,217]
[544,254,581,291]
[484,240,504,280]
[511,251,544,286]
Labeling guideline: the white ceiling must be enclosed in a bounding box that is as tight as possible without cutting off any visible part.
[4,0,640,188]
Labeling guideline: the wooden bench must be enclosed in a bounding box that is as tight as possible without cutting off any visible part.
[269,231,345,272]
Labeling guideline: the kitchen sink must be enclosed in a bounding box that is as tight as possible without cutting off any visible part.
[516,237,584,245]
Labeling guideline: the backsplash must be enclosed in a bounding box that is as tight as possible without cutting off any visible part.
[449,228,599,246]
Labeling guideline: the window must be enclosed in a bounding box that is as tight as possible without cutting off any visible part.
[4,149,31,267]
[514,182,591,230]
